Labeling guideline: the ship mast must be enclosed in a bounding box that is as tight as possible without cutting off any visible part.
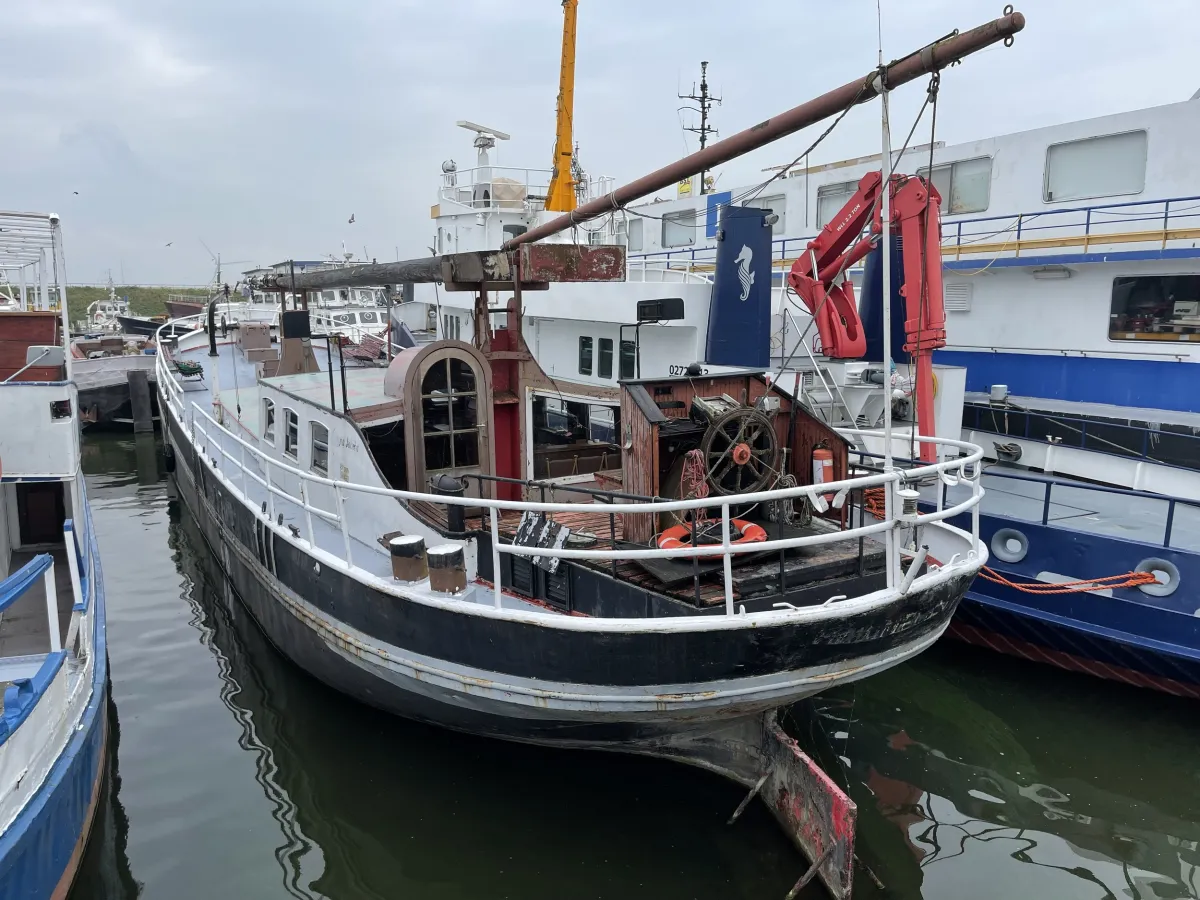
[678,61,721,194]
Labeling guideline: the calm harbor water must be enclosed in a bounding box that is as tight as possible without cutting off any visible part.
[71,434,1200,900]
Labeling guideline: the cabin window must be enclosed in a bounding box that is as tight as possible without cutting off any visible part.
[322,290,335,305]
[817,181,858,227]
[1044,131,1147,203]
[1109,275,1200,343]
[917,157,992,214]
[262,399,276,444]
[310,422,329,475]
[619,339,636,379]
[359,311,378,324]
[598,338,614,379]
[627,218,644,252]
[578,336,593,375]
[442,314,461,341]
[744,194,786,235]
[421,358,480,472]
[662,209,697,247]
[283,409,299,458]
[531,396,620,480]
[334,313,353,325]
[503,224,527,242]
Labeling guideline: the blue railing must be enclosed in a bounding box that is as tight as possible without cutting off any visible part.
[849,448,1199,551]
[963,468,1200,550]
[0,652,67,743]
[629,194,1200,266]
[963,402,1200,473]
[64,518,91,612]
[942,194,1200,254]
[0,554,68,746]
[0,553,52,614]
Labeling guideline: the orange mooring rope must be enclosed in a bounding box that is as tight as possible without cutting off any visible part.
[978,567,1157,594]
[862,489,1157,594]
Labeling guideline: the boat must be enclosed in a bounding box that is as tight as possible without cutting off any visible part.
[114,314,192,339]
[385,30,1200,696]
[0,211,109,896]
[156,16,1032,894]
[163,294,206,320]
[82,279,128,333]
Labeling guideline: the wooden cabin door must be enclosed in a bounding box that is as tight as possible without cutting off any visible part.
[17,481,65,546]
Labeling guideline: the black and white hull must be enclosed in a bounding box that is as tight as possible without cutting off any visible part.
[165,405,974,753]
[156,312,987,899]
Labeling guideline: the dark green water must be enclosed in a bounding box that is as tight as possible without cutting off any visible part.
[70,434,1200,899]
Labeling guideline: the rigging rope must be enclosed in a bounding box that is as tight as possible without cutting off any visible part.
[977,567,1158,594]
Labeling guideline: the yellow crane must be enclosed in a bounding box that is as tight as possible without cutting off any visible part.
[544,0,579,212]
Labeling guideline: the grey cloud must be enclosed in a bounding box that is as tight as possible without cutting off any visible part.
[2,0,1196,285]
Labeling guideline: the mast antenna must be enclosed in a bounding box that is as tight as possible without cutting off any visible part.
[678,61,722,194]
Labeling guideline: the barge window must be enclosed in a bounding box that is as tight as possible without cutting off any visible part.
[917,157,992,214]
[598,337,613,379]
[662,209,697,247]
[1109,275,1200,342]
[578,336,593,375]
[619,339,636,380]
[262,399,276,445]
[816,181,858,227]
[744,194,786,235]
[283,409,298,459]
[626,217,643,252]
[310,422,329,475]
[1044,130,1147,203]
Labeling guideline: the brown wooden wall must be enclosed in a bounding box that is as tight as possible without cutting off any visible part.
[0,312,62,381]
[618,374,849,544]
[619,388,657,543]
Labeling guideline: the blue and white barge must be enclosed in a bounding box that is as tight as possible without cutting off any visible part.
[0,211,108,897]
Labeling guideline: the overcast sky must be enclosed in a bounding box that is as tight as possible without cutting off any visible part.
[3,0,1196,286]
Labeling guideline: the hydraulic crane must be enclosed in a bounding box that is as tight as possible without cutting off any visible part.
[545,0,579,212]
[786,171,948,461]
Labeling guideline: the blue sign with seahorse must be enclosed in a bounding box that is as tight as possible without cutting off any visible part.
[705,205,772,368]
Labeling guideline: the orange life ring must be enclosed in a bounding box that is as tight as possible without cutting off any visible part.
[658,518,768,555]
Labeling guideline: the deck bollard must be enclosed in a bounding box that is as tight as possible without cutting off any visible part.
[427,544,467,595]
[389,535,428,583]
[430,474,466,533]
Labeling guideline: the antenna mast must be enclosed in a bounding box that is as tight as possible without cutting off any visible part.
[679,61,721,194]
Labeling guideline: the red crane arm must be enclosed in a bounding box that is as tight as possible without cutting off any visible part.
[785,172,884,359]
[786,171,947,461]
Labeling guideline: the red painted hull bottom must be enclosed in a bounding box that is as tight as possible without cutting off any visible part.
[946,621,1200,701]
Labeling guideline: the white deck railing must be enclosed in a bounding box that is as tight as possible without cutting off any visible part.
[158,327,984,619]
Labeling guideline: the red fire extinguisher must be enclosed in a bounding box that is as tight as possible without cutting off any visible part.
[812,446,833,488]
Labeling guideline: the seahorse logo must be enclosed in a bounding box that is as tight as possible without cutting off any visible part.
[735,245,755,302]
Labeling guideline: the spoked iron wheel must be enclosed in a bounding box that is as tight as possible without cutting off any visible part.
[698,407,780,496]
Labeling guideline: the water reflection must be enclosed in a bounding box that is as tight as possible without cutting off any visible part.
[71,693,142,899]
[802,649,1200,899]
[71,433,1200,900]
[168,511,329,899]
